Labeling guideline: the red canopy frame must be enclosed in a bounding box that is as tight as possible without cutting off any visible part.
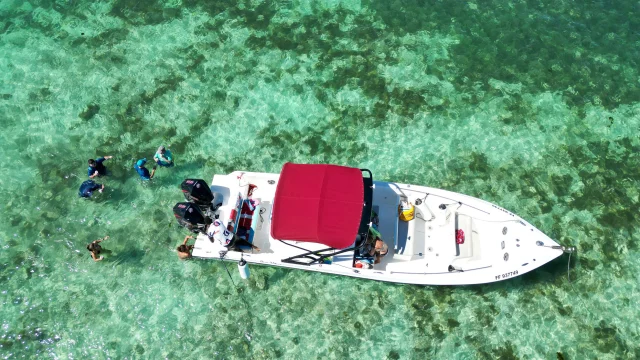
[271,163,365,249]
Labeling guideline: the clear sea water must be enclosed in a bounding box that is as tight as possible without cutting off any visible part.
[1,0,639,358]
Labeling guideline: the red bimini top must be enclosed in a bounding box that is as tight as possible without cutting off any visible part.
[271,163,364,249]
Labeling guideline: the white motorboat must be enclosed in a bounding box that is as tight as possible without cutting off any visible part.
[175,163,574,285]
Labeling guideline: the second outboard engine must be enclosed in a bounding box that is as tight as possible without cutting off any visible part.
[173,202,211,233]
[180,179,223,212]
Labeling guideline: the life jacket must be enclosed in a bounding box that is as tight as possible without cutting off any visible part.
[238,199,258,229]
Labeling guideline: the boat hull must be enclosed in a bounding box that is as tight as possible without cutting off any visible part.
[191,171,566,285]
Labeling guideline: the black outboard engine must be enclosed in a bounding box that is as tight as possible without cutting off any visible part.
[173,202,211,233]
[180,179,222,212]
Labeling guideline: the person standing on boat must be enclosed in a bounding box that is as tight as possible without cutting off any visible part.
[373,239,389,264]
[153,146,173,167]
[176,235,195,260]
[207,219,260,252]
[366,227,389,264]
[88,156,113,178]
[87,236,109,261]
[134,158,156,181]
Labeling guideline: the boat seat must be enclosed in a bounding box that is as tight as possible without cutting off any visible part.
[451,214,481,267]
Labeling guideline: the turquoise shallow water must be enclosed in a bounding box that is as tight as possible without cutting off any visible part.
[1,0,639,358]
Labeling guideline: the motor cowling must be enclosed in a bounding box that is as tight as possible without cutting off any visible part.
[180,179,223,212]
[173,202,211,233]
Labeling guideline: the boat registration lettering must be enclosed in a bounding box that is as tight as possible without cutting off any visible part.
[495,270,518,280]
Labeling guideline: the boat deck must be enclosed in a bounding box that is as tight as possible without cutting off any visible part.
[370,182,459,273]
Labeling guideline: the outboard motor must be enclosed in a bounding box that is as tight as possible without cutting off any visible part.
[181,179,212,206]
[180,179,223,213]
[173,202,211,233]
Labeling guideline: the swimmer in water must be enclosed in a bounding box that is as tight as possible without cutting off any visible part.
[87,236,109,261]
[177,235,195,260]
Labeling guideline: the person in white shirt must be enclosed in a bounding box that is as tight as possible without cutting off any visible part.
[207,219,260,252]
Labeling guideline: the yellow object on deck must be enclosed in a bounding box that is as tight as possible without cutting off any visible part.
[398,201,415,222]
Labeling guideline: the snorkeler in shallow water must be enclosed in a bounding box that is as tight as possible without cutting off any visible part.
[87,236,109,262]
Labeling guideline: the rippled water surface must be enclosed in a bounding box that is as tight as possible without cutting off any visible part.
[1,0,639,358]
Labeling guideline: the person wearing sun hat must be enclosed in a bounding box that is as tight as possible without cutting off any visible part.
[134,158,156,180]
[153,146,173,167]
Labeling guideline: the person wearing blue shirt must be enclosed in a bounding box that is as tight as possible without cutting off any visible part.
[79,180,104,198]
[154,146,173,167]
[134,158,156,180]
[88,156,113,178]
